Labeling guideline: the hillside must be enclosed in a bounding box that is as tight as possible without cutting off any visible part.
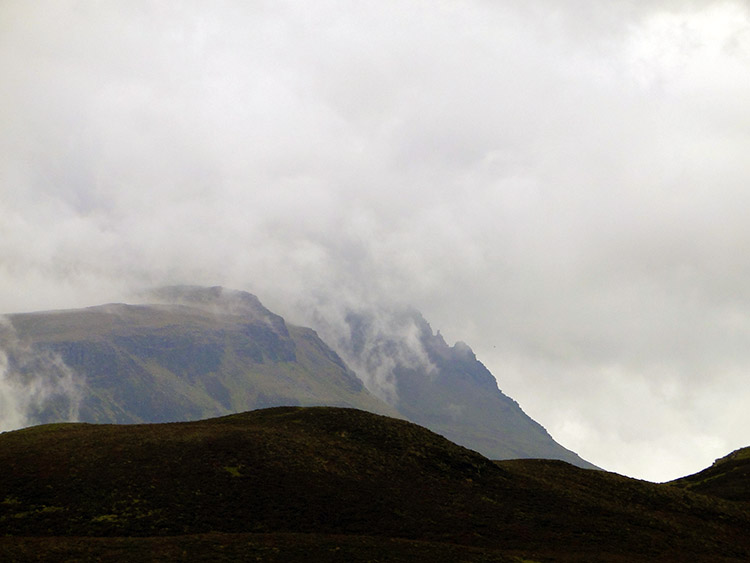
[2,285,595,469]
[669,446,750,502]
[330,308,596,468]
[4,287,396,424]
[1,407,749,562]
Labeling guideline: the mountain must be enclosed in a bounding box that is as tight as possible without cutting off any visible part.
[1,285,592,468]
[669,446,750,502]
[3,286,396,425]
[327,308,597,468]
[1,407,749,562]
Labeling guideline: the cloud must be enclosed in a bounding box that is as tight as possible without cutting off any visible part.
[305,302,437,405]
[1,0,750,480]
[0,318,83,431]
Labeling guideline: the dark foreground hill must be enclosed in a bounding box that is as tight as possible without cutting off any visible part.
[669,446,750,502]
[1,407,749,562]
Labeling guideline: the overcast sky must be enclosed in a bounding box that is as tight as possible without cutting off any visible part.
[2,0,750,481]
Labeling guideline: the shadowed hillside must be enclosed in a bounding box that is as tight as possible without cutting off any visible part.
[669,446,750,502]
[1,407,749,562]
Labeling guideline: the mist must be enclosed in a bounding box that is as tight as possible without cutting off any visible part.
[0,318,83,431]
[304,303,439,405]
[2,0,750,480]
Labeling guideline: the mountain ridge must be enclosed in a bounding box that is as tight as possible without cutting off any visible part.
[330,306,597,468]
[4,290,396,425]
[1,285,594,469]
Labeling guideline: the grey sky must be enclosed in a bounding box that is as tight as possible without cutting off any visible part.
[2,0,750,481]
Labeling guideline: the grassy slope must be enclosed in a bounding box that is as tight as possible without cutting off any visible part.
[5,286,595,470]
[393,352,597,468]
[669,446,750,502]
[1,407,749,562]
[355,311,598,469]
[0,533,521,563]
[7,303,398,424]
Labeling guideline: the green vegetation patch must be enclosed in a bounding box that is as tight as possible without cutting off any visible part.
[223,465,244,477]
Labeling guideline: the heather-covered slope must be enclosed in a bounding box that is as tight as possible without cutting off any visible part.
[669,446,750,502]
[1,407,749,562]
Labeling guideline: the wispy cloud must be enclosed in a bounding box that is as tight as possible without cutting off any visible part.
[0,318,83,431]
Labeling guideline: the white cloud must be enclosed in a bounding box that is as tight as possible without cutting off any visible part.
[0,317,83,431]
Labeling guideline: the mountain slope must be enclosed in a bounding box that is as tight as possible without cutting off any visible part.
[330,308,597,468]
[3,287,396,425]
[669,446,750,502]
[2,285,593,468]
[1,407,749,562]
